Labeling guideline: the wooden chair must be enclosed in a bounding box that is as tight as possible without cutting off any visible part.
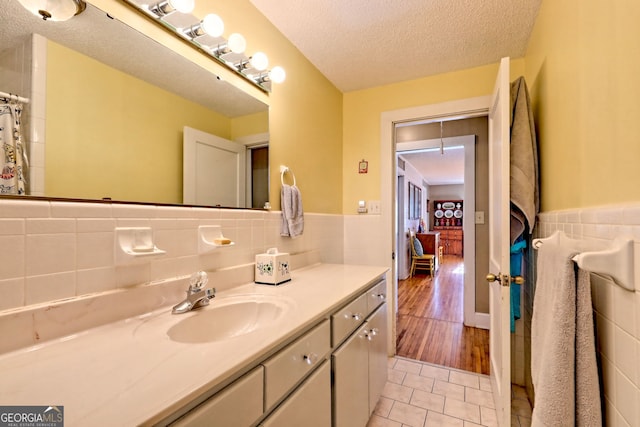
[409,231,435,278]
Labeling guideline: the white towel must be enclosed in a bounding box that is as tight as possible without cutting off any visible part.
[280,184,304,238]
[531,242,602,427]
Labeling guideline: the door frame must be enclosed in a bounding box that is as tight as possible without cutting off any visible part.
[396,174,406,279]
[380,96,491,351]
[396,134,476,309]
[235,132,270,208]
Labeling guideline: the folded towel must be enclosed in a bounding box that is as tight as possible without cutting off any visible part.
[280,184,304,238]
[531,242,602,427]
[510,76,539,244]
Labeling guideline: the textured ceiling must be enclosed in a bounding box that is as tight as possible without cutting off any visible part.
[250,0,542,92]
[248,0,542,183]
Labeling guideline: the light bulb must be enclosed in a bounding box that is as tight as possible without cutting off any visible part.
[269,66,286,84]
[201,13,223,37]
[250,52,269,71]
[227,33,246,54]
[168,0,193,13]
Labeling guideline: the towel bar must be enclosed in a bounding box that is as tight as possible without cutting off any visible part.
[533,230,635,291]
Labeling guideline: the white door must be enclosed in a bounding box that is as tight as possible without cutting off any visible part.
[183,126,246,207]
[487,57,511,426]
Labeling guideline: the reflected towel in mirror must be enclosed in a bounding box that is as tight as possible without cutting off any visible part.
[281,184,303,238]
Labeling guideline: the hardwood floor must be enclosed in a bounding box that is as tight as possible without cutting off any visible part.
[396,255,490,375]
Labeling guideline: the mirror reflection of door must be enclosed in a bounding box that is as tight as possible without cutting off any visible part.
[249,146,269,209]
[184,127,270,208]
[183,127,246,207]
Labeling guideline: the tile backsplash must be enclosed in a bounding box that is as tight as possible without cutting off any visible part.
[537,203,640,427]
[0,198,345,312]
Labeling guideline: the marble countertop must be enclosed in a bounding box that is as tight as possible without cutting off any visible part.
[0,263,388,426]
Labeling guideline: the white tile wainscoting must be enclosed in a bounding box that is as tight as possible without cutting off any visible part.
[0,198,345,312]
[537,204,640,427]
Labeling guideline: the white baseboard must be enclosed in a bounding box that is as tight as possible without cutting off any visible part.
[469,312,490,330]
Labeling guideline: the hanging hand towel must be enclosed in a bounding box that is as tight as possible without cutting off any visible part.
[280,184,304,238]
[531,242,602,427]
[510,76,539,244]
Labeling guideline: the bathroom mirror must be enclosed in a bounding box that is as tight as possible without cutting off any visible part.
[0,0,269,208]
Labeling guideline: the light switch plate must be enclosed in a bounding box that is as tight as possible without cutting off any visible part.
[475,211,485,224]
[368,201,381,214]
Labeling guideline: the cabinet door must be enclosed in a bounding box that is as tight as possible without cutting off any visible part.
[368,303,388,414]
[332,325,370,427]
[260,361,331,427]
[171,366,263,427]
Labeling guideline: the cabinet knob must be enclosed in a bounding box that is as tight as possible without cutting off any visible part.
[303,353,319,365]
[372,293,386,300]
[347,313,362,321]
[364,328,379,341]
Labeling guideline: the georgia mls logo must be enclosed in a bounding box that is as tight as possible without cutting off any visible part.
[0,405,64,427]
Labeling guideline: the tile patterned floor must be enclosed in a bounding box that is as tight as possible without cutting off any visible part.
[367,356,532,427]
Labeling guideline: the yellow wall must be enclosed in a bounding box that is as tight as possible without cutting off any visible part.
[196,0,344,214]
[45,40,234,204]
[525,0,640,210]
[231,111,269,140]
[343,59,525,214]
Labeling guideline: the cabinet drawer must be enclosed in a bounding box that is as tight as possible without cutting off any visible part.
[366,280,387,315]
[260,360,331,427]
[172,366,263,427]
[331,293,367,347]
[263,319,330,410]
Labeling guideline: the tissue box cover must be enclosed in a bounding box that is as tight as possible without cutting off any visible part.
[255,248,291,285]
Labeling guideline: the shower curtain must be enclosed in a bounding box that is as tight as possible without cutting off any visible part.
[0,101,27,195]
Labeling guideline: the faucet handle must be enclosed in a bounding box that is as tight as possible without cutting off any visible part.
[189,271,208,290]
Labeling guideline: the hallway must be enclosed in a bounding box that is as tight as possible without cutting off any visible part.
[396,256,490,375]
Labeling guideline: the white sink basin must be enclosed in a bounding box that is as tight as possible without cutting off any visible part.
[166,295,293,343]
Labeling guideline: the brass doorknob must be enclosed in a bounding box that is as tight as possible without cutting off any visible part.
[486,273,500,283]
[512,276,525,285]
[486,273,524,285]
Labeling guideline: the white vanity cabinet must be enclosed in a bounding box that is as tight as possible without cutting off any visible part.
[168,321,331,427]
[164,275,387,427]
[332,279,388,427]
[171,366,264,427]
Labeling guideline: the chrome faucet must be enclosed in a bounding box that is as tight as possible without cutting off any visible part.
[172,271,216,314]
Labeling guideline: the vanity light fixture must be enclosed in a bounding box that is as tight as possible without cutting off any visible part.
[227,33,247,54]
[253,66,287,85]
[269,66,287,84]
[17,0,86,21]
[182,13,224,39]
[124,0,285,91]
[148,0,194,17]
[234,52,268,73]
[211,33,247,57]
[249,52,269,71]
